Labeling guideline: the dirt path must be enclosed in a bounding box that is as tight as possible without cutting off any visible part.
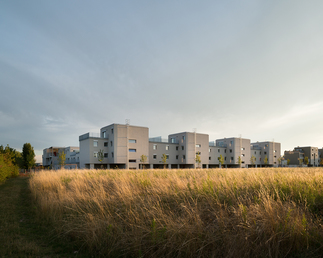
[0,177,85,257]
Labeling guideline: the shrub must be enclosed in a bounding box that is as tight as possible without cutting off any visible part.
[0,154,19,183]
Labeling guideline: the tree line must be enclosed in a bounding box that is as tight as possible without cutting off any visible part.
[0,143,36,182]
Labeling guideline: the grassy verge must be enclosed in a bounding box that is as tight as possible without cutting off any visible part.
[29,168,323,257]
[0,176,87,257]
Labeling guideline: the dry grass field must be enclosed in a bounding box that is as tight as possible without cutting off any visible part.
[29,168,323,257]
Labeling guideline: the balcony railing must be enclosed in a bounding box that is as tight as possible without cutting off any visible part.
[149,136,178,143]
[79,132,101,141]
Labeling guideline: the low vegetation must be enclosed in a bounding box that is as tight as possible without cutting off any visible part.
[0,152,19,183]
[29,168,323,257]
[0,176,84,257]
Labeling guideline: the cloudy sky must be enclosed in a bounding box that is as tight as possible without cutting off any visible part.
[1,1,323,162]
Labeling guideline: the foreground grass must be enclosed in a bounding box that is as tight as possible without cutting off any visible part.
[0,176,86,257]
[29,168,323,257]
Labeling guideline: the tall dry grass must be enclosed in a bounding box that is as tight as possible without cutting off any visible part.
[29,168,323,257]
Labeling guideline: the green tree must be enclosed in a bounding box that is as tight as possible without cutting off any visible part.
[0,144,23,168]
[250,155,256,167]
[140,154,147,169]
[277,156,282,166]
[195,152,201,168]
[58,150,66,168]
[161,154,167,169]
[98,149,104,168]
[237,156,242,168]
[264,155,268,166]
[0,152,19,182]
[218,155,224,168]
[304,156,309,166]
[299,158,303,166]
[287,159,290,166]
[22,143,35,170]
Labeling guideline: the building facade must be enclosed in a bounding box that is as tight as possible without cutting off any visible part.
[76,123,282,169]
[42,146,79,169]
[284,146,319,166]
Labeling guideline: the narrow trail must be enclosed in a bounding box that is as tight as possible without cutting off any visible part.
[0,177,84,258]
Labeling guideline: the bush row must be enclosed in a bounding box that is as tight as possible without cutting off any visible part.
[0,154,19,183]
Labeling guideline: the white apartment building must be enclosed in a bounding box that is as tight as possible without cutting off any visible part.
[42,146,80,169]
[76,123,281,169]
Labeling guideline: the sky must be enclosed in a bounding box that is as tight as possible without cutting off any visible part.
[1,1,323,162]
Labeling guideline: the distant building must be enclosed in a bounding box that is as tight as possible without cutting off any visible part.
[42,146,79,169]
[284,146,319,166]
[77,123,282,169]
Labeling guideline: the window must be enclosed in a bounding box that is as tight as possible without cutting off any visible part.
[104,142,108,147]
[166,145,169,150]
[231,157,233,160]
[230,149,232,153]
[110,141,113,147]
[129,149,136,152]
[171,138,176,143]
[225,149,227,153]
[209,148,211,153]
[182,146,184,150]
[111,152,114,158]
[153,144,157,150]
[129,159,136,163]
[153,154,157,159]
[264,152,267,155]
[241,147,245,150]
[176,146,179,151]
[225,157,227,161]
[196,144,201,148]
[111,128,114,134]
[102,131,106,138]
[104,153,108,158]
[93,141,98,147]
[94,152,98,158]
[218,149,220,153]
[182,136,185,141]
[254,151,256,155]
[230,140,233,146]
[183,155,186,159]
[196,151,201,155]
[209,157,211,160]
[241,154,245,157]
[166,154,169,159]
[260,158,261,161]
[176,155,178,160]
[129,139,136,143]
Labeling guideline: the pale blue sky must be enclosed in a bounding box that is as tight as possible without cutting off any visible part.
[1,1,323,161]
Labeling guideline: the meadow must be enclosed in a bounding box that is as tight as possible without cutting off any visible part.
[29,168,323,257]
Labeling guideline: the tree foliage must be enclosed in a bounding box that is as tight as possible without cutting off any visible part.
[304,156,309,166]
[250,155,256,166]
[195,153,201,168]
[161,154,167,169]
[22,143,36,170]
[218,155,224,168]
[264,156,268,166]
[140,155,147,169]
[98,150,104,168]
[58,150,66,168]
[237,156,242,168]
[0,145,19,182]
[0,144,23,168]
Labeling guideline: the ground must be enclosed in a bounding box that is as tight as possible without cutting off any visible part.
[0,176,87,258]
